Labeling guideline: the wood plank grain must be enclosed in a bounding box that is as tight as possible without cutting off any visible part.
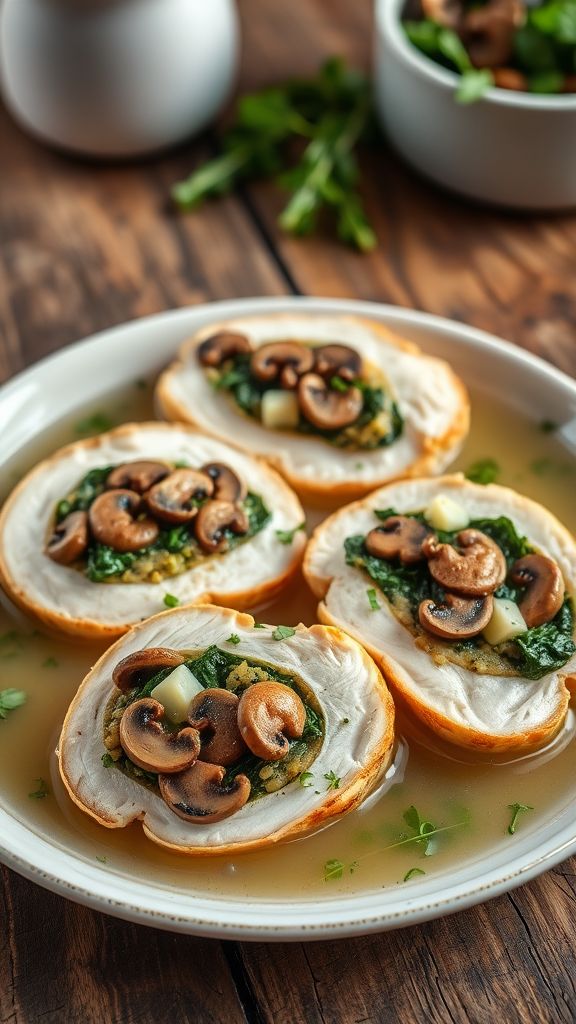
[0,104,287,384]
[239,881,576,1024]
[0,868,249,1024]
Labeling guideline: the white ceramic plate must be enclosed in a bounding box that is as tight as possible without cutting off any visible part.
[1,296,576,940]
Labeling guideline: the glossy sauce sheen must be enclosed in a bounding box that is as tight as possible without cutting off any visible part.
[0,384,575,898]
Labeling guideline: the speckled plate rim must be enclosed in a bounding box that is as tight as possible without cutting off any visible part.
[1,295,576,942]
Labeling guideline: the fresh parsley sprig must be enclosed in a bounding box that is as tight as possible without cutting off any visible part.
[172,58,377,251]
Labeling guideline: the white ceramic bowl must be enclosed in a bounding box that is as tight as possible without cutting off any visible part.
[1,297,576,939]
[374,0,576,209]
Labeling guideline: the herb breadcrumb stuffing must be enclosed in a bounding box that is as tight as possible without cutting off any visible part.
[226,661,271,690]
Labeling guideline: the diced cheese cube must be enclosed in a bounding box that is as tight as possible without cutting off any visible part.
[151,664,203,724]
[424,495,470,532]
[261,390,300,430]
[483,598,527,646]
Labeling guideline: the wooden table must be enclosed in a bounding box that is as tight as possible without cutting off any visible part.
[1,1,576,1021]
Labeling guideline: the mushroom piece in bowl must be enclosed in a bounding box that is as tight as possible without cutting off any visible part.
[375,0,576,208]
[58,605,395,854]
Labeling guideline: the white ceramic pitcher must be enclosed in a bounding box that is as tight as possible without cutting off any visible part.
[0,0,239,156]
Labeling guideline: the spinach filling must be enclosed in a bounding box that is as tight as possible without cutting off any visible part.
[211,351,403,450]
[104,645,324,801]
[345,509,575,681]
[53,465,271,583]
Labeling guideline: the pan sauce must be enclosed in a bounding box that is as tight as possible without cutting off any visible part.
[0,383,575,898]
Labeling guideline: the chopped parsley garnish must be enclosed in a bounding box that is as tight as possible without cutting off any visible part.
[324,771,340,790]
[74,412,114,437]
[101,753,114,768]
[507,802,534,835]
[367,587,380,611]
[322,804,469,880]
[275,521,306,544]
[299,771,314,788]
[0,688,26,718]
[253,622,266,629]
[226,634,241,645]
[324,859,345,881]
[163,593,180,608]
[465,458,500,485]
[403,867,426,882]
[28,778,49,800]
[272,625,296,641]
[96,855,108,864]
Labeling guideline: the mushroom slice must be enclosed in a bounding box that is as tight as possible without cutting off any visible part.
[195,500,249,553]
[112,647,186,692]
[421,0,462,29]
[198,331,252,367]
[251,342,314,390]
[237,681,306,760]
[187,689,246,766]
[89,489,160,552]
[159,761,250,823]
[46,510,89,565]
[106,461,170,493]
[510,554,565,628]
[419,593,493,640]
[119,698,201,773]
[423,528,507,596]
[201,462,247,503]
[304,474,576,754]
[146,468,214,524]
[366,515,431,565]
[298,373,363,431]
[313,344,362,383]
[462,0,524,69]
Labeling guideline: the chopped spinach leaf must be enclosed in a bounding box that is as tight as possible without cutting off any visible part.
[276,521,306,544]
[303,704,323,739]
[511,600,575,680]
